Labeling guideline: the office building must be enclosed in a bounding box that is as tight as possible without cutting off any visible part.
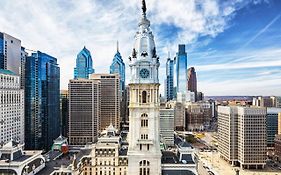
[175,44,187,96]
[110,41,125,93]
[218,106,267,169]
[25,51,60,150]
[252,96,274,107]
[74,46,95,79]
[275,135,281,162]
[165,57,175,101]
[110,42,127,124]
[20,47,27,88]
[160,109,175,146]
[0,69,24,144]
[90,74,120,130]
[0,32,21,75]
[60,90,69,137]
[266,108,281,147]
[68,79,100,145]
[186,102,212,131]
[187,67,197,100]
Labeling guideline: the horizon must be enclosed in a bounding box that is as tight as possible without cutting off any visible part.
[1,0,281,96]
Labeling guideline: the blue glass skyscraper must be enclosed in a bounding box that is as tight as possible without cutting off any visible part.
[25,51,60,150]
[110,42,125,92]
[74,46,95,79]
[176,44,187,95]
[165,57,175,101]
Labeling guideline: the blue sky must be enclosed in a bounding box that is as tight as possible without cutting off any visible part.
[0,0,280,96]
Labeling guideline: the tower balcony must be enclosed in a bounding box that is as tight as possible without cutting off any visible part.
[137,139,153,145]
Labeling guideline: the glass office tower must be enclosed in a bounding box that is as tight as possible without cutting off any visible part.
[74,46,94,79]
[165,57,175,101]
[176,44,187,95]
[25,51,60,150]
[110,43,125,92]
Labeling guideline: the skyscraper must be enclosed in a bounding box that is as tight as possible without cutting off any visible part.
[218,106,267,169]
[60,90,69,137]
[68,79,100,145]
[90,74,120,130]
[187,67,197,100]
[110,41,125,93]
[0,69,24,144]
[74,46,95,79]
[20,47,27,89]
[25,51,60,150]
[110,42,126,123]
[127,1,162,174]
[0,32,21,75]
[165,57,174,101]
[176,44,187,96]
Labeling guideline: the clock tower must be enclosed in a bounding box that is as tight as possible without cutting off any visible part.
[127,0,161,175]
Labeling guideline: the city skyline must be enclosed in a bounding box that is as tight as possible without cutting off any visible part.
[1,0,281,96]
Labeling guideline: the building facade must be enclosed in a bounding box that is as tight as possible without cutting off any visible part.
[90,74,120,130]
[186,102,212,131]
[160,109,175,146]
[25,51,60,150]
[74,46,95,79]
[218,106,267,169]
[165,57,175,102]
[68,79,100,145]
[60,90,69,137]
[0,69,24,144]
[175,44,187,96]
[266,108,281,147]
[110,42,127,124]
[187,67,197,100]
[0,32,21,76]
[127,1,162,174]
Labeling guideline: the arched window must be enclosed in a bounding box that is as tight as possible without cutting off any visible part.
[139,160,150,175]
[142,91,147,103]
[141,113,148,127]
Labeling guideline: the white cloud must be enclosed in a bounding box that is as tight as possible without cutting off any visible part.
[0,0,273,95]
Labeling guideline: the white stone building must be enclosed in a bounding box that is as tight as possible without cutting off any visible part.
[160,109,175,146]
[218,106,267,169]
[0,69,24,144]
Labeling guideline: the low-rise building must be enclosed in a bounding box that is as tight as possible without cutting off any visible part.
[0,141,45,175]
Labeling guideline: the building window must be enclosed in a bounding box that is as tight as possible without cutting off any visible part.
[142,91,147,103]
[141,113,148,127]
[139,160,150,175]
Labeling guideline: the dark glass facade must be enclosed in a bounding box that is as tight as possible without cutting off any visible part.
[266,113,278,147]
[25,51,60,150]
[165,58,174,101]
[0,33,4,69]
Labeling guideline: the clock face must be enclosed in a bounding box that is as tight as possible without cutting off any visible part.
[139,68,150,79]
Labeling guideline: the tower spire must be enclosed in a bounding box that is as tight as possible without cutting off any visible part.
[117,40,119,52]
[142,0,147,17]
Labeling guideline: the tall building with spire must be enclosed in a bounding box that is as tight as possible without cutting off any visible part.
[74,46,95,79]
[110,42,127,124]
[110,41,125,92]
[127,0,162,174]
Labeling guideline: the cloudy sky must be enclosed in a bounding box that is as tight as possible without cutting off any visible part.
[0,0,281,96]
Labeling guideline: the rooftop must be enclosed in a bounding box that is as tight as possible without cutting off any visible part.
[0,69,17,76]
